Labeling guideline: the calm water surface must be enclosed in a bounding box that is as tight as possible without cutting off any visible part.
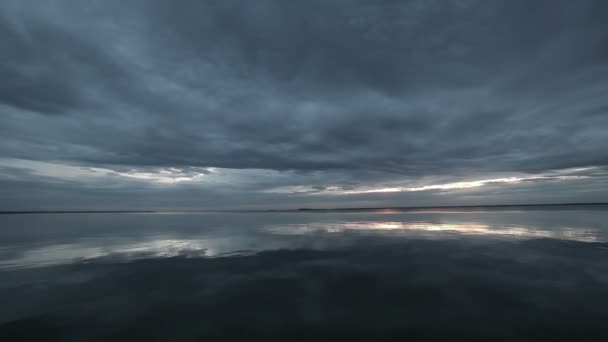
[1,205,608,340]
[1,206,607,268]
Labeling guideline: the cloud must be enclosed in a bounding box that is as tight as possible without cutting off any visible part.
[0,0,607,208]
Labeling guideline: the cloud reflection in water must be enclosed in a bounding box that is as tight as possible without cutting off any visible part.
[1,209,608,340]
[0,210,605,269]
[0,239,211,270]
[265,221,600,242]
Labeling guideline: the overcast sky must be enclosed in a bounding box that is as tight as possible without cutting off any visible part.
[1,0,607,210]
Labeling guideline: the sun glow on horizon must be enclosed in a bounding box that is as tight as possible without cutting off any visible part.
[343,177,525,194]
[264,172,591,196]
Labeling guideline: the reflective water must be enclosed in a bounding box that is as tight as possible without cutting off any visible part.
[1,206,607,269]
[1,206,608,340]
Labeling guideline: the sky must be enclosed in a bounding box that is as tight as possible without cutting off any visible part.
[0,0,607,210]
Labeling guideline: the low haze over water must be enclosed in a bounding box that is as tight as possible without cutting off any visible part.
[2,205,608,340]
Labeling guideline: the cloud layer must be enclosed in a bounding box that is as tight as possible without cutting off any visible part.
[1,0,607,209]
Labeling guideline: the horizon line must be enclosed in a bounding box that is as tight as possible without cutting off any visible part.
[1,202,608,214]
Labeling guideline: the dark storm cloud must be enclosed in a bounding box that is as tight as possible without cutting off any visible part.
[0,15,130,115]
[0,0,607,208]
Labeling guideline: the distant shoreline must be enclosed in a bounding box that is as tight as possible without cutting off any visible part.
[0,210,157,215]
[1,202,608,214]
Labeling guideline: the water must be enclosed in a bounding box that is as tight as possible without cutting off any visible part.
[1,205,608,340]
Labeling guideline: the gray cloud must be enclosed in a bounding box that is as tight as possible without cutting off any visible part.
[0,0,607,209]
